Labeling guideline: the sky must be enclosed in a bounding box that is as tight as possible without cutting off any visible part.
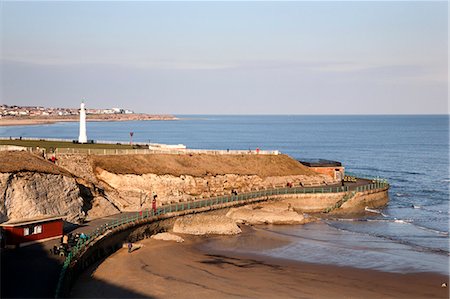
[0,1,448,114]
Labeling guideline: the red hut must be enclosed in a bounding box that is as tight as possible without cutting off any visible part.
[0,215,64,248]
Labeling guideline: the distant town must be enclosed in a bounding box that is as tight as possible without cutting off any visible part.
[1,104,134,117]
[0,104,176,126]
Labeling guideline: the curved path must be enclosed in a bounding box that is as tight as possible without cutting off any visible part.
[0,178,388,298]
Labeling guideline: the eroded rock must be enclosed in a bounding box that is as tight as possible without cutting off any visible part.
[226,204,310,225]
[151,232,184,242]
[173,214,242,235]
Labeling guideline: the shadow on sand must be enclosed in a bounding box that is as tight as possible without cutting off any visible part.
[69,254,151,298]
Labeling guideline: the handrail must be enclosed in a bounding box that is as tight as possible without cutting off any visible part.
[54,147,279,155]
[54,177,389,298]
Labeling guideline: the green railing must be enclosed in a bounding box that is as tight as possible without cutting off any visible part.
[54,177,389,298]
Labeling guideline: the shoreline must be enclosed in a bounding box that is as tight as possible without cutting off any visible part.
[0,114,178,127]
[70,225,449,299]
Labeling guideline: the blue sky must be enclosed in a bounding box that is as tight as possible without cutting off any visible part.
[1,1,447,114]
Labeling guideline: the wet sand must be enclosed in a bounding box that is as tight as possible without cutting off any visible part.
[70,227,449,299]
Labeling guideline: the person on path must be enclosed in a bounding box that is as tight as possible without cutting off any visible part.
[152,195,157,214]
[127,242,132,253]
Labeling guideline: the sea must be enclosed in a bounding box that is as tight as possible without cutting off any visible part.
[1,115,449,275]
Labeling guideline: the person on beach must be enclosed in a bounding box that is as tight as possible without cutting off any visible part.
[127,242,132,253]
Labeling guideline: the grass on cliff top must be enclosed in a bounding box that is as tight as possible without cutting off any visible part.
[92,154,317,178]
[0,151,71,175]
[0,139,133,151]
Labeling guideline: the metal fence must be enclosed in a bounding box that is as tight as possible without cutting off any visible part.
[55,147,280,156]
[54,178,389,298]
[1,137,279,155]
[0,137,76,143]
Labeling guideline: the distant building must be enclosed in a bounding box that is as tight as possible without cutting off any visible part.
[0,215,64,248]
[299,159,345,181]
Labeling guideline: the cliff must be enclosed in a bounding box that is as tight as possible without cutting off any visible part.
[0,151,385,225]
[0,151,119,223]
[87,154,334,210]
[0,172,84,223]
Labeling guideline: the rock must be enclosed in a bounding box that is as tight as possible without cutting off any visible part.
[92,168,333,210]
[226,205,309,225]
[173,214,242,235]
[0,172,85,223]
[151,232,184,243]
[85,196,120,220]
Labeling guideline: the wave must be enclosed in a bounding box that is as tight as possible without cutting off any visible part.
[364,207,388,217]
[413,224,449,236]
[327,218,448,236]
[410,205,450,215]
[421,189,448,195]
[325,221,450,256]
[350,167,424,176]
[395,193,410,198]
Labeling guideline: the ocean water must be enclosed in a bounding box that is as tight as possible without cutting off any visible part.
[1,115,449,274]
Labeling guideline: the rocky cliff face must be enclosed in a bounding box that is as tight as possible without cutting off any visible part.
[0,151,339,224]
[0,171,120,223]
[0,172,84,223]
[94,169,332,211]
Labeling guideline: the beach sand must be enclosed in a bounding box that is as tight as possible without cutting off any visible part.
[0,114,176,126]
[70,226,449,299]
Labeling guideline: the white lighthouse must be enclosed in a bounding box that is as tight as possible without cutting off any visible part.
[78,101,88,143]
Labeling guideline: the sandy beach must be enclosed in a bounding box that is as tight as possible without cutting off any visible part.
[0,114,177,126]
[70,226,449,299]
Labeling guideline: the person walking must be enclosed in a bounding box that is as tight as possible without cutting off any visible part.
[127,242,133,253]
[152,195,157,214]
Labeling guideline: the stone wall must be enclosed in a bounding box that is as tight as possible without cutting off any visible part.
[270,187,389,213]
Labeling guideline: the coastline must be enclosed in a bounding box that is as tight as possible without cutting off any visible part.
[0,114,177,127]
[70,225,449,299]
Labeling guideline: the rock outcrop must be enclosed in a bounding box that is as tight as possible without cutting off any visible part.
[94,169,332,211]
[151,232,184,243]
[173,214,242,235]
[226,203,311,225]
[0,150,387,225]
[0,172,84,223]
[0,151,120,223]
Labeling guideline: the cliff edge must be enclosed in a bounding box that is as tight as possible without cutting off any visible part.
[0,151,340,224]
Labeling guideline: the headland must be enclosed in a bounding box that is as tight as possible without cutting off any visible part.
[0,139,399,298]
[0,113,177,126]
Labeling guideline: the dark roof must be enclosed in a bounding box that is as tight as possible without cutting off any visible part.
[0,215,64,227]
[298,159,342,167]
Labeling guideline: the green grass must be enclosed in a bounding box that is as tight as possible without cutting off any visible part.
[0,139,135,151]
